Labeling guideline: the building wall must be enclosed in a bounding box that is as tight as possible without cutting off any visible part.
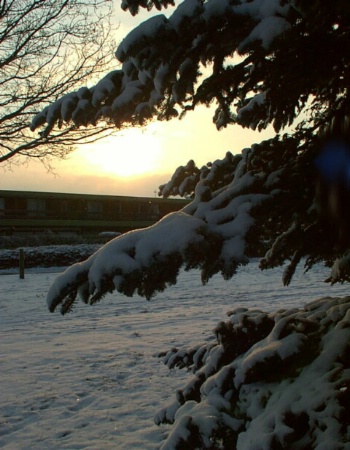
[0,190,188,233]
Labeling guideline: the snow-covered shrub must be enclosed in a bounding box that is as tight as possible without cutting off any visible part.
[156,297,350,449]
[0,244,101,270]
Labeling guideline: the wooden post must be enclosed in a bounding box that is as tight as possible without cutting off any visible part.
[19,248,25,279]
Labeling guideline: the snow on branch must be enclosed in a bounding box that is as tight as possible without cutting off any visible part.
[47,211,208,313]
[47,128,345,314]
[159,152,242,198]
[31,0,294,135]
[47,144,281,314]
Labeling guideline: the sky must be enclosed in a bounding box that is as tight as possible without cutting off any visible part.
[0,4,273,198]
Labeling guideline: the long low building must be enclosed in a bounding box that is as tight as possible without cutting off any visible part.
[0,190,188,234]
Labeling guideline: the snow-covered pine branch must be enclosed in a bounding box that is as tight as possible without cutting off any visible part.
[31,0,298,136]
[47,144,273,313]
[47,132,340,314]
[158,152,241,198]
[34,0,350,313]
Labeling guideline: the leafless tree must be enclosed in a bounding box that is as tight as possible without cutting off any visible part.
[0,0,117,166]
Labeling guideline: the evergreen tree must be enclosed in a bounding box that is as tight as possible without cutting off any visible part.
[33,2,350,447]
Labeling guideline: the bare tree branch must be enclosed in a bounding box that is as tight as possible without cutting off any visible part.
[0,0,119,165]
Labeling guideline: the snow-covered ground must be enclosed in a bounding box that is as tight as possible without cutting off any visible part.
[1,260,349,449]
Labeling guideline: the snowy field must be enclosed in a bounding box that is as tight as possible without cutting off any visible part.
[1,260,349,449]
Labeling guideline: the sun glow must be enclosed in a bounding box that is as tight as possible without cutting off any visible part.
[83,126,163,178]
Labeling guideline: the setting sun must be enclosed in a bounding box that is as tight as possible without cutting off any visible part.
[82,126,163,178]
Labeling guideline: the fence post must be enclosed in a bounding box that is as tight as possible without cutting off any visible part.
[19,248,25,279]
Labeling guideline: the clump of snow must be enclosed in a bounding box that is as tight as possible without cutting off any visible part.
[116,15,169,62]
[168,0,204,32]
[239,15,291,50]
[237,92,267,127]
[234,0,290,19]
[203,0,232,22]
[234,0,291,51]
